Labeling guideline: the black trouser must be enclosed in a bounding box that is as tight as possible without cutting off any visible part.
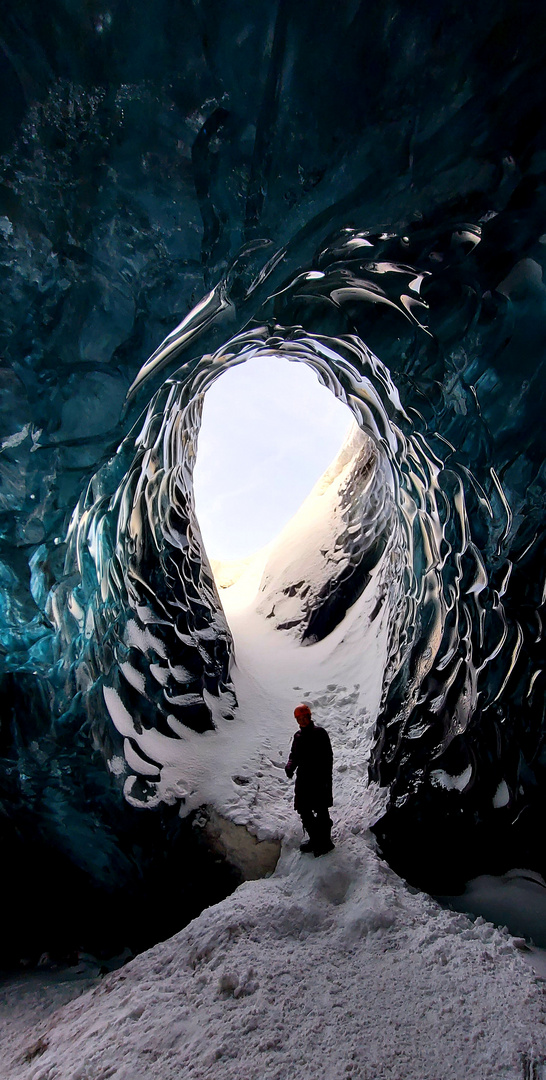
[299,806,332,848]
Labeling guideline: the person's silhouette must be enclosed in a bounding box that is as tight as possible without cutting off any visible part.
[285,704,334,856]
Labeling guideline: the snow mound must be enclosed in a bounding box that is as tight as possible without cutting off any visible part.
[5,834,546,1080]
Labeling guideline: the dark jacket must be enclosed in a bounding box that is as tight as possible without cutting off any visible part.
[285,722,333,812]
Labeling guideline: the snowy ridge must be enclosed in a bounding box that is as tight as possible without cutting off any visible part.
[4,834,546,1080]
[254,422,392,641]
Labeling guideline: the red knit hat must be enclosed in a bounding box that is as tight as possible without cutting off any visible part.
[294,703,312,720]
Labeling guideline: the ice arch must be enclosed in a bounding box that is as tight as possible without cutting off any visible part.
[48,320,399,810]
[41,223,545,899]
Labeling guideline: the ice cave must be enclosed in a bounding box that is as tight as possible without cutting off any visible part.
[3,1,546,1076]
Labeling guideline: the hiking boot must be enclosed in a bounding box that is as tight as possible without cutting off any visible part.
[299,839,314,853]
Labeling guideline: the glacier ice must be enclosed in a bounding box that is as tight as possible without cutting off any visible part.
[2,0,546,956]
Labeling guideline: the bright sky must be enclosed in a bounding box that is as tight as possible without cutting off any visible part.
[193,355,353,561]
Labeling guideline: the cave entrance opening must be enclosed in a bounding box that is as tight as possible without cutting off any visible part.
[193,352,376,759]
[193,354,353,589]
[192,352,389,836]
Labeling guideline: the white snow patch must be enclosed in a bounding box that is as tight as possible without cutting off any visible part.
[120,661,146,694]
[126,619,168,657]
[107,754,126,777]
[493,779,510,808]
[0,424,31,452]
[444,869,546,954]
[123,737,160,778]
[149,663,169,686]
[103,685,136,739]
[431,765,472,792]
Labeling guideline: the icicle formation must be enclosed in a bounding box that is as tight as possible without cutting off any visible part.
[45,222,545,826]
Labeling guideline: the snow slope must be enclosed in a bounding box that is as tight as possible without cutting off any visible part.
[3,439,546,1079]
[4,835,546,1080]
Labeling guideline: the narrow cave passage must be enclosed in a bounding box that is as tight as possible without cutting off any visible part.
[189,352,392,848]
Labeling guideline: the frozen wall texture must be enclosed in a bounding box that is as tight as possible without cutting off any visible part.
[2,0,546,957]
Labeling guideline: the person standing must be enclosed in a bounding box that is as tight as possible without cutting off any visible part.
[285,703,334,856]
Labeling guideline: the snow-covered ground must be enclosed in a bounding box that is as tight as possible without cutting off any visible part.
[3,441,546,1079]
[3,834,546,1080]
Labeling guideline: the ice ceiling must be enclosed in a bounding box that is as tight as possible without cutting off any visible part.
[2,0,546,957]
